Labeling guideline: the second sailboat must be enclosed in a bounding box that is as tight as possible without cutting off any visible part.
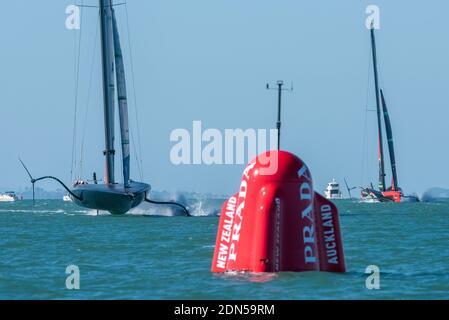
[360,23,419,203]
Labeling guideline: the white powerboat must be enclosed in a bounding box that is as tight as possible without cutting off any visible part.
[324,179,343,200]
[0,191,18,202]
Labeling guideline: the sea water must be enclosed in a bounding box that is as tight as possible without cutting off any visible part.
[0,198,448,299]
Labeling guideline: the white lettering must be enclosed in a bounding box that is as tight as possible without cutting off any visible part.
[65,265,80,290]
[65,5,80,30]
[365,5,380,30]
[365,265,381,289]
[299,178,316,265]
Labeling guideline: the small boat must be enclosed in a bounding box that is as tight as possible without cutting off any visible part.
[63,194,72,202]
[324,179,343,200]
[360,23,418,203]
[0,191,18,202]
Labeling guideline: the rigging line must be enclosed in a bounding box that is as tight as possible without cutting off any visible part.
[129,127,143,182]
[124,2,144,181]
[70,0,84,182]
[70,14,78,182]
[77,3,126,8]
[374,30,386,91]
[361,40,372,188]
[79,11,100,180]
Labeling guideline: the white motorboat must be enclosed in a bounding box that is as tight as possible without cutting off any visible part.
[0,191,18,202]
[324,179,343,200]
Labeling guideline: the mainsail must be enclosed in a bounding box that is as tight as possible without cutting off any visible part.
[380,89,398,191]
[112,9,130,188]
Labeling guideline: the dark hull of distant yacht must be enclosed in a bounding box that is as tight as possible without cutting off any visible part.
[70,182,150,214]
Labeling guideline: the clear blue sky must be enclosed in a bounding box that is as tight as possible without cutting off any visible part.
[1,0,448,196]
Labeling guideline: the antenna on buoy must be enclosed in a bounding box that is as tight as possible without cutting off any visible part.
[266,80,293,150]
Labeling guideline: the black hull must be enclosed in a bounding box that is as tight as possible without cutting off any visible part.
[70,182,151,214]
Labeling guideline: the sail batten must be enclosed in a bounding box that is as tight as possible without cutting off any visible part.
[112,9,130,187]
[99,0,116,184]
[380,90,398,190]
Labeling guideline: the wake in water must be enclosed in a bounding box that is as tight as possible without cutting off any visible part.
[82,193,224,217]
[126,193,221,217]
[0,208,66,214]
[419,187,449,202]
[0,192,225,217]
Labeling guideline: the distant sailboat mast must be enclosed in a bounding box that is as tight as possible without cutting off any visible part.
[369,24,386,192]
[99,0,116,185]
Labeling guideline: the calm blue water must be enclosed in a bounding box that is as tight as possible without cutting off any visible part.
[0,198,448,299]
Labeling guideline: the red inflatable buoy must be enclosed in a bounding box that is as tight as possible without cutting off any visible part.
[211,150,346,273]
